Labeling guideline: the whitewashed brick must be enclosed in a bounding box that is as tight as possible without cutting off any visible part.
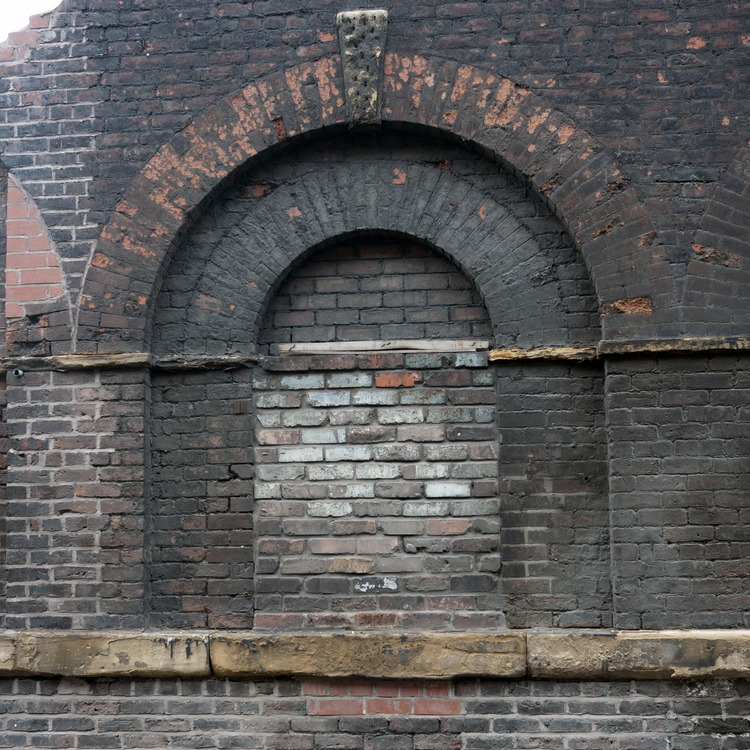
[324,445,373,462]
[278,446,324,463]
[424,482,471,498]
[300,427,347,444]
[377,407,425,424]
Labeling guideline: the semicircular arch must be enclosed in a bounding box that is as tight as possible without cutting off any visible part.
[77,55,671,354]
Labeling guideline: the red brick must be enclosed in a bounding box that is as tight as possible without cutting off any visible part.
[309,699,364,716]
[375,372,421,388]
[413,699,461,715]
[364,699,413,715]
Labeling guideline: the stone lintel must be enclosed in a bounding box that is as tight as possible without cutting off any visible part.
[211,633,526,679]
[3,631,750,679]
[528,631,750,679]
[0,632,210,678]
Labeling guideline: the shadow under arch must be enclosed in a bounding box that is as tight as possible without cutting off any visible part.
[77,54,672,354]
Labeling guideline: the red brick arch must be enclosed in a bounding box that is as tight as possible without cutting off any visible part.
[77,55,671,354]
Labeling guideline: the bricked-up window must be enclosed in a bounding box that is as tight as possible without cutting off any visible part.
[253,238,504,630]
[258,238,493,353]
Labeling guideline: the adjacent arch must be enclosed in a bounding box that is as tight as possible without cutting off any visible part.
[77,55,671,354]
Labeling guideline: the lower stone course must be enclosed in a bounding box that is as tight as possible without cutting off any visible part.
[0,675,748,748]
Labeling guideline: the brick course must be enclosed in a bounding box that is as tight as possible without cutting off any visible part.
[0,676,747,748]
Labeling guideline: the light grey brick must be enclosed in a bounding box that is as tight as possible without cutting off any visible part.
[282,410,329,427]
[328,483,375,498]
[307,501,354,517]
[353,390,400,406]
[327,372,373,388]
[306,391,351,407]
[324,445,373,461]
[300,427,347,444]
[280,374,325,389]
[424,482,471,498]
[307,464,355,481]
[278,446,324,463]
[355,463,401,479]
[377,408,425,424]
[403,501,451,516]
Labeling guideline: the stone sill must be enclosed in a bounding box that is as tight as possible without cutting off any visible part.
[2,631,750,680]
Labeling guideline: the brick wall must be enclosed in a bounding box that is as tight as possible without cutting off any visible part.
[4,369,148,629]
[259,238,492,350]
[607,353,750,629]
[0,676,748,748]
[149,369,255,629]
[152,132,598,357]
[253,352,501,630]
[496,361,610,629]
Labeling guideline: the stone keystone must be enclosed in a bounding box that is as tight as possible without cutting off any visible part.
[336,9,388,125]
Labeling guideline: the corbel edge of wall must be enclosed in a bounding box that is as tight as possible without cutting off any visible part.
[2,336,749,372]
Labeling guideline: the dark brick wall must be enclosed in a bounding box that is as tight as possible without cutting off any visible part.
[1,0,747,301]
[259,238,492,351]
[607,353,750,629]
[496,361,610,629]
[149,369,255,629]
[0,676,749,748]
[4,369,148,630]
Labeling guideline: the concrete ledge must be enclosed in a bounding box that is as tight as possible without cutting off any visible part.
[0,632,210,678]
[1,631,750,679]
[528,631,750,679]
[211,633,526,679]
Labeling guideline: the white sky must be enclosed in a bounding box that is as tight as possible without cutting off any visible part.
[0,1,62,43]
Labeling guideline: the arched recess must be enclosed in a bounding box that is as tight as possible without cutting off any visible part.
[151,131,599,355]
[683,143,750,335]
[77,55,672,354]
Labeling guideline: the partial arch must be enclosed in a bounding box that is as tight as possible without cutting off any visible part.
[683,143,750,335]
[78,55,671,353]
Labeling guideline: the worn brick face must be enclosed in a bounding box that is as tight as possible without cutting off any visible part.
[253,351,503,630]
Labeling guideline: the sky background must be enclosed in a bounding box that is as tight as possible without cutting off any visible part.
[0,1,61,42]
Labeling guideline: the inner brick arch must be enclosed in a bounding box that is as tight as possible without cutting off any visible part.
[151,131,599,355]
[77,54,671,354]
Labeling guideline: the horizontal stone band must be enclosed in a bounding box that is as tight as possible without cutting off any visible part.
[2,631,750,680]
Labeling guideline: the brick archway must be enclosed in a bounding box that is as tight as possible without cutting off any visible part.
[77,55,671,354]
